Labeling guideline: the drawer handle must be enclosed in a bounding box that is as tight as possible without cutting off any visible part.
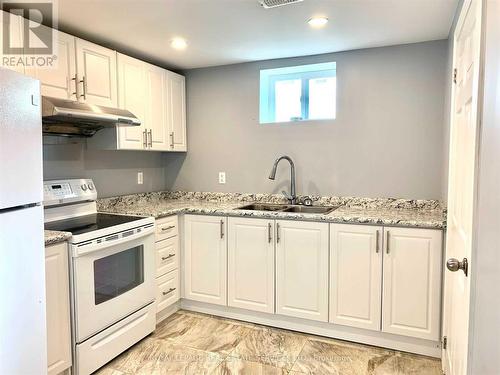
[161,253,175,261]
[162,287,176,296]
[161,225,175,232]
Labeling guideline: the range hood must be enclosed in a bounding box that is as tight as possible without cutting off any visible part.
[42,96,141,137]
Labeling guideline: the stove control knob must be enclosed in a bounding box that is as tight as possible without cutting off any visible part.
[81,184,87,191]
[88,183,94,191]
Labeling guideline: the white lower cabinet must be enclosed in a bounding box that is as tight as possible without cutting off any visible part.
[184,215,227,305]
[275,220,329,322]
[157,269,180,312]
[45,242,72,375]
[330,224,383,331]
[382,227,442,340]
[227,217,274,313]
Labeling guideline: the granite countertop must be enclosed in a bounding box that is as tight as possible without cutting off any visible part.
[44,230,72,246]
[97,191,447,229]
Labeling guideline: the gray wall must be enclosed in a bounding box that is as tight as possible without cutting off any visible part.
[43,140,167,197]
[164,40,448,200]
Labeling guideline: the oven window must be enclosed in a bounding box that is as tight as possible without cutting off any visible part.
[93,246,144,305]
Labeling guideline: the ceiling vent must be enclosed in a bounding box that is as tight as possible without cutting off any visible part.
[259,0,304,9]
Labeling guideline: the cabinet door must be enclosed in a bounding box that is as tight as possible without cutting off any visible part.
[0,11,24,74]
[75,38,117,107]
[145,64,169,150]
[228,217,274,313]
[276,220,329,322]
[116,53,146,150]
[25,29,76,100]
[330,224,383,331]
[382,227,442,340]
[166,71,187,151]
[45,243,72,375]
[184,215,227,305]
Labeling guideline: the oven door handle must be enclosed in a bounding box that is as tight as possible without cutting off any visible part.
[73,224,155,257]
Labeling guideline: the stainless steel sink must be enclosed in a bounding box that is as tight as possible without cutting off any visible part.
[236,203,289,211]
[283,205,338,214]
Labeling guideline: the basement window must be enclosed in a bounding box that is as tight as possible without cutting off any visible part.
[260,62,336,124]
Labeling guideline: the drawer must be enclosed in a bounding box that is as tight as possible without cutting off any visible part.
[155,216,178,242]
[156,236,179,277]
[156,269,179,313]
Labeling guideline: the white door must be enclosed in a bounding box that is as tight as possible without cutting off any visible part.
[330,224,382,331]
[443,0,483,373]
[276,220,329,322]
[116,53,146,150]
[184,215,227,305]
[45,243,71,375]
[75,38,117,107]
[228,217,275,313]
[382,227,442,341]
[166,71,187,151]
[145,64,169,151]
[0,11,24,74]
[25,29,77,100]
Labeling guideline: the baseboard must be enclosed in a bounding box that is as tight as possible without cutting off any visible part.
[180,299,441,358]
[156,301,180,324]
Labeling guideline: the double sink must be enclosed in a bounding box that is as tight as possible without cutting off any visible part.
[236,203,338,215]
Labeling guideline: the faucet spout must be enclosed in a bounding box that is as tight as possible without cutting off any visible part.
[268,155,296,204]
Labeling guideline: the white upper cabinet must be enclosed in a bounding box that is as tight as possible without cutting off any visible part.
[75,38,117,107]
[382,227,442,340]
[183,215,227,306]
[227,217,275,314]
[276,220,329,322]
[145,63,170,151]
[330,224,383,331]
[26,28,77,100]
[116,53,147,150]
[0,11,24,74]
[166,71,187,151]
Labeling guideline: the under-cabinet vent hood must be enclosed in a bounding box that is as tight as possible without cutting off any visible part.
[41,96,141,137]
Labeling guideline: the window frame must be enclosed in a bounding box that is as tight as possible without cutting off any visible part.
[260,62,337,124]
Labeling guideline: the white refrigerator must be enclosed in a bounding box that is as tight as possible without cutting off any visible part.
[0,68,47,374]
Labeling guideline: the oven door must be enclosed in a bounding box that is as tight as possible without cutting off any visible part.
[73,228,155,343]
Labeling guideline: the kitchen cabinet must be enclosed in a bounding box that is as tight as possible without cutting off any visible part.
[146,64,170,151]
[166,71,187,151]
[75,38,117,107]
[382,227,442,340]
[184,215,227,305]
[330,224,383,331]
[227,217,274,313]
[25,28,76,100]
[45,242,72,375]
[276,220,329,322]
[0,10,24,74]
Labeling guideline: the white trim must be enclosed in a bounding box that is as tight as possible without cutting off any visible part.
[180,299,441,358]
[156,301,180,324]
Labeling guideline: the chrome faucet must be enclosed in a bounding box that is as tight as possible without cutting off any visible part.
[269,155,297,204]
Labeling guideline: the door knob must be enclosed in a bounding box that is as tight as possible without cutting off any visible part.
[446,257,468,276]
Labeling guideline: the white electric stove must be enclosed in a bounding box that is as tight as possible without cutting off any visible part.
[44,179,157,375]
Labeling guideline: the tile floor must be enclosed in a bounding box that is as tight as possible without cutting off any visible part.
[96,310,442,375]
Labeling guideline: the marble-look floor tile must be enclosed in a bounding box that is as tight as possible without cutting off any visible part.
[107,337,223,375]
[93,367,127,375]
[212,357,288,375]
[372,352,442,375]
[230,326,307,370]
[174,314,253,355]
[151,311,208,341]
[291,338,394,375]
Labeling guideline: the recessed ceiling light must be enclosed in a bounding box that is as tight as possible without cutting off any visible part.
[171,37,188,50]
[308,17,328,28]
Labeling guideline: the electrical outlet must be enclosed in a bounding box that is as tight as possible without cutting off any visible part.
[219,172,226,184]
[137,171,143,185]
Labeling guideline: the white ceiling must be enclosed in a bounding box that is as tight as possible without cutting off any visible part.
[56,0,459,70]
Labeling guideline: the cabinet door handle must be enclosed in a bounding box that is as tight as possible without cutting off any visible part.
[143,130,147,148]
[376,230,380,253]
[170,132,174,149]
[161,225,175,232]
[220,219,224,239]
[161,253,175,261]
[71,74,78,98]
[276,223,280,243]
[386,231,390,254]
[268,222,272,243]
[148,129,153,148]
[79,75,87,100]
[162,287,176,296]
